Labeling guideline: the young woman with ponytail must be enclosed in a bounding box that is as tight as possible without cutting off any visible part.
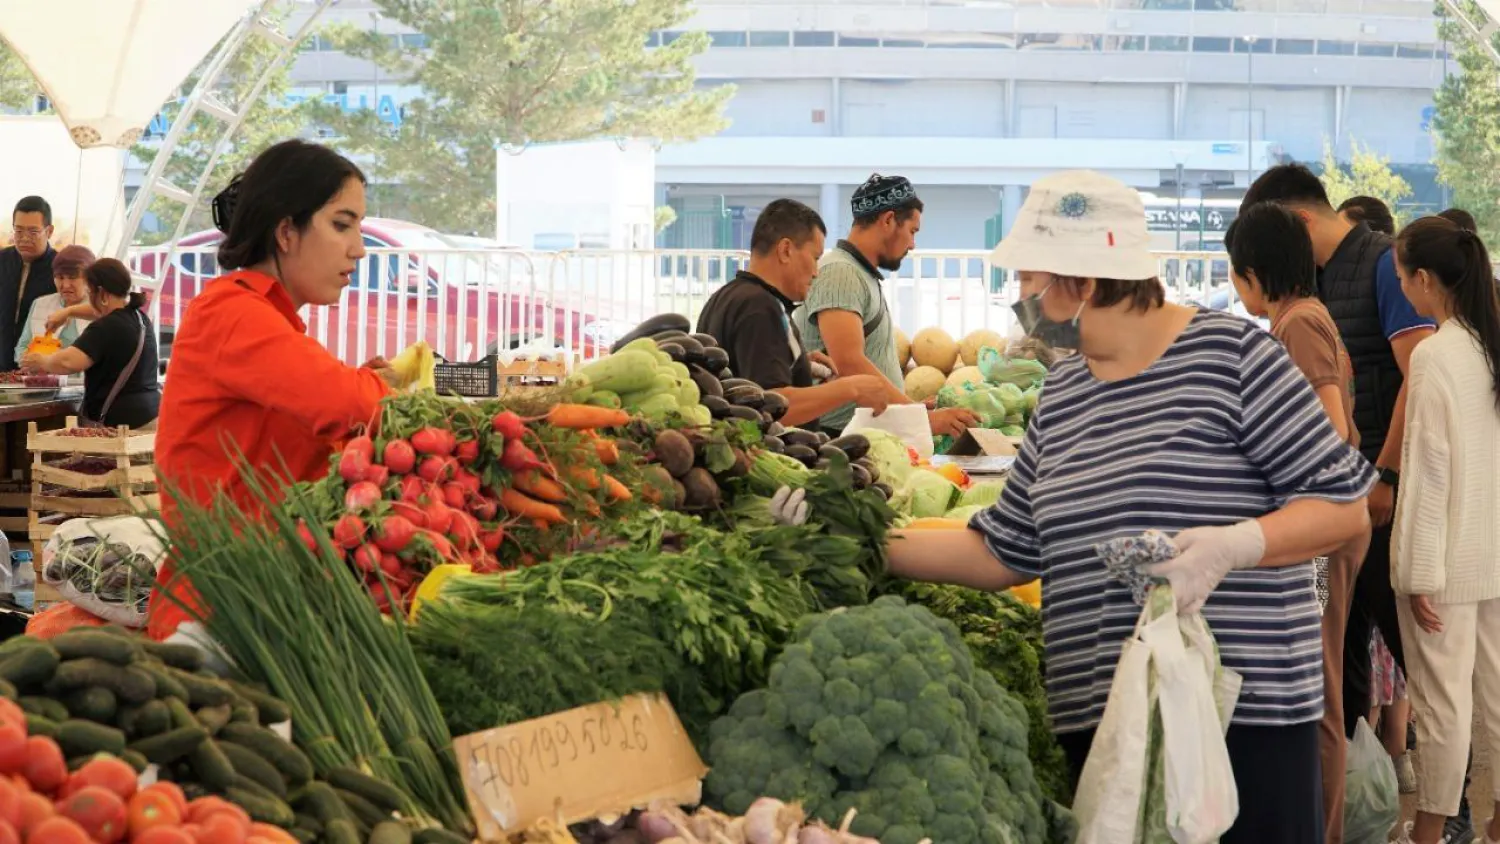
[1389,216,1500,844]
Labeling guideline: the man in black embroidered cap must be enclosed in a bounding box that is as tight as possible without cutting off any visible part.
[697,199,892,427]
[794,174,977,437]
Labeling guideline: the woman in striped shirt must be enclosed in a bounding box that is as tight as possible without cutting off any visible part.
[887,171,1375,842]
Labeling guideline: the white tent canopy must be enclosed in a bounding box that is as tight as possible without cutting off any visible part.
[0,0,260,149]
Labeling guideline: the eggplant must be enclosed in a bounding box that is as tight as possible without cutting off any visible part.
[657,342,686,363]
[850,463,872,489]
[674,335,708,366]
[701,395,731,418]
[814,459,831,471]
[689,365,724,399]
[649,330,690,345]
[784,444,819,468]
[689,332,720,349]
[826,433,871,462]
[781,428,822,449]
[701,347,731,375]
[765,421,787,437]
[724,384,766,409]
[608,313,690,353]
[725,405,763,424]
[857,457,880,483]
[871,483,892,501]
[719,366,734,379]
[761,435,786,454]
[814,431,831,445]
[718,378,760,392]
[759,391,789,422]
[818,444,847,464]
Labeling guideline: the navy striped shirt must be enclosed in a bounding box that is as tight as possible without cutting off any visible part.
[973,311,1376,734]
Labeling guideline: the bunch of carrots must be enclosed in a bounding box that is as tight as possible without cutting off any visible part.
[306,397,638,615]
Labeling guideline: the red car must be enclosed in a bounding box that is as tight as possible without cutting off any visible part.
[130,218,624,367]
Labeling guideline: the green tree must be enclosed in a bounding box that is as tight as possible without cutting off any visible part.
[1318,138,1414,225]
[1431,1,1500,243]
[130,21,311,244]
[315,0,733,234]
[0,43,38,110]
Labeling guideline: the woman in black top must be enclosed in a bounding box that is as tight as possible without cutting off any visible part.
[21,258,160,428]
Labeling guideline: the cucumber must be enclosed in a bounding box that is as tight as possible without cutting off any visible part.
[289,829,319,844]
[64,686,118,723]
[219,741,287,798]
[138,663,188,701]
[25,714,57,738]
[292,813,323,834]
[220,722,313,786]
[298,781,352,827]
[229,697,258,724]
[0,679,15,701]
[0,637,44,656]
[323,818,361,844]
[412,829,470,844]
[227,785,295,827]
[57,719,126,757]
[18,696,66,722]
[195,704,232,735]
[121,749,148,773]
[53,630,140,666]
[369,820,413,844]
[189,738,237,792]
[326,767,406,814]
[129,726,207,766]
[141,641,205,672]
[225,680,291,725]
[0,644,59,688]
[334,787,389,828]
[231,773,281,803]
[164,667,232,707]
[164,697,197,730]
[53,659,154,704]
[122,699,172,738]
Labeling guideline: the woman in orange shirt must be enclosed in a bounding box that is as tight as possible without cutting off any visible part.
[148,139,394,641]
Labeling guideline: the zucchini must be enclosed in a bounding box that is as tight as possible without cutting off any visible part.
[138,663,188,701]
[225,680,291,725]
[25,714,57,738]
[219,741,287,798]
[64,686,118,723]
[121,749,148,773]
[53,659,154,704]
[164,667,232,707]
[188,738,237,792]
[298,781,352,827]
[0,644,59,688]
[334,787,388,828]
[220,722,313,786]
[326,767,405,814]
[18,696,66,722]
[369,820,413,844]
[124,699,172,738]
[412,830,470,844]
[577,350,659,395]
[129,726,207,766]
[323,818,361,844]
[57,719,127,757]
[195,704,232,735]
[164,697,197,730]
[226,786,295,827]
[141,641,205,672]
[53,630,140,666]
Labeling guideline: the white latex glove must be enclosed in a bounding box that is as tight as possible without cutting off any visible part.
[163,620,236,678]
[769,486,809,526]
[1143,520,1265,614]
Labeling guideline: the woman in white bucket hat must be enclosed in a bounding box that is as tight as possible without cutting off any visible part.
[884,170,1376,841]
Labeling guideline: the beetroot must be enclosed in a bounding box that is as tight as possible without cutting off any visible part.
[383,439,416,474]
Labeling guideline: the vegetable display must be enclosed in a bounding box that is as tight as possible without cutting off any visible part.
[564,797,895,844]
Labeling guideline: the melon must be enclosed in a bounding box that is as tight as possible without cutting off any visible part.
[959,329,1006,368]
[895,329,912,371]
[911,327,959,373]
[904,366,947,402]
[946,366,984,388]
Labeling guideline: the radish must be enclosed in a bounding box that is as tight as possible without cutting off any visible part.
[345,435,375,462]
[471,496,498,521]
[391,500,428,528]
[411,426,452,456]
[338,448,371,483]
[378,553,404,577]
[421,530,457,560]
[479,527,504,553]
[500,438,547,473]
[424,502,454,535]
[455,439,480,464]
[344,481,382,512]
[441,482,467,510]
[417,455,454,483]
[399,475,428,503]
[453,469,482,497]
[365,464,390,488]
[383,439,417,474]
[491,410,526,441]
[374,515,417,553]
[295,521,319,553]
[333,514,367,549]
[351,544,381,573]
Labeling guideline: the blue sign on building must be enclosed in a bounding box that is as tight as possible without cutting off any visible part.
[145,92,405,137]
[1211,142,1243,155]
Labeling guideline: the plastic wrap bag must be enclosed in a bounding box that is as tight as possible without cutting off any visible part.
[1344,718,1399,844]
[40,516,165,627]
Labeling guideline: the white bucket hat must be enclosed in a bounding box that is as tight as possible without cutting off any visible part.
[990,170,1158,281]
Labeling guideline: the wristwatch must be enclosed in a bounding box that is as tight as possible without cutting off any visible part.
[1376,466,1400,487]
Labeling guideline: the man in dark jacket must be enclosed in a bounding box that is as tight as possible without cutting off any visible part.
[0,196,57,371]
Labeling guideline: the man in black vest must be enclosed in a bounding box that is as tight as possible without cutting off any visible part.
[0,196,57,371]
[1241,167,1435,738]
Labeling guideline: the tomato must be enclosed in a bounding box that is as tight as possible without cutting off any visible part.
[247,823,298,844]
[0,702,22,732]
[66,757,136,801]
[0,722,22,778]
[17,790,54,832]
[133,828,195,844]
[21,737,66,794]
[139,783,187,819]
[196,810,249,844]
[57,785,127,843]
[185,797,247,828]
[0,819,17,844]
[25,815,91,844]
[126,788,181,836]
[0,774,19,828]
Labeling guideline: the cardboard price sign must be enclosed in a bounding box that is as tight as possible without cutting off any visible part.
[454,694,708,838]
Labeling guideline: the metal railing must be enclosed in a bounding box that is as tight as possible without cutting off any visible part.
[123,245,1236,368]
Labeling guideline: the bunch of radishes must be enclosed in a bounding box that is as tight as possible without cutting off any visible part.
[571,800,905,844]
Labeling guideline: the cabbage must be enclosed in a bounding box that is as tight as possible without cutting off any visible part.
[944,504,986,523]
[979,347,1049,388]
[958,479,1007,509]
[995,382,1027,416]
[863,430,915,488]
[893,471,960,518]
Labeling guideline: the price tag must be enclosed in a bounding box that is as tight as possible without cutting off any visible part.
[453,693,708,838]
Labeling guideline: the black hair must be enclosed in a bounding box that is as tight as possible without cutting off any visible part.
[1439,207,1477,232]
[12,196,50,227]
[1228,202,1319,301]
[1396,216,1500,409]
[749,199,827,256]
[853,197,924,229]
[1054,277,1166,312]
[85,258,145,311]
[217,140,367,270]
[1337,195,1396,236]
[1240,164,1332,213]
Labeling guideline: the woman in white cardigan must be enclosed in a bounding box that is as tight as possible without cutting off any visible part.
[1390,215,1500,844]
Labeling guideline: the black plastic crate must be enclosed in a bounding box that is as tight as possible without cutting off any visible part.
[433,355,499,397]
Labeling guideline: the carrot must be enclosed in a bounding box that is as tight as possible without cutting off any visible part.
[546,403,630,430]
[500,487,567,525]
[592,438,620,465]
[512,470,568,503]
[566,465,602,491]
[603,474,633,502]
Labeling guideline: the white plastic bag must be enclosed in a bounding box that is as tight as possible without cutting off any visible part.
[841,405,934,459]
[1343,718,1399,844]
[40,516,166,627]
[1074,614,1154,844]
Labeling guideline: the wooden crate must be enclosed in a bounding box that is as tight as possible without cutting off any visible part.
[498,357,573,387]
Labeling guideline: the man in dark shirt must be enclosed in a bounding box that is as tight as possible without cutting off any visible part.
[696,199,890,428]
[0,196,57,371]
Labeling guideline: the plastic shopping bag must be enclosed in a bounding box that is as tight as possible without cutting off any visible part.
[1343,718,1399,844]
[1073,609,1155,843]
[40,516,165,627]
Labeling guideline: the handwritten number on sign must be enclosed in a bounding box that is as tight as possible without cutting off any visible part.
[632,713,648,751]
[508,736,529,786]
[472,743,505,797]
[581,718,597,754]
[555,722,578,762]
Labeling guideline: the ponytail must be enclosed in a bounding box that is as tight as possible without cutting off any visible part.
[1396,217,1500,409]
[126,292,146,311]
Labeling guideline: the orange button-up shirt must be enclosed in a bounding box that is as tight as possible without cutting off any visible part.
[147,270,389,639]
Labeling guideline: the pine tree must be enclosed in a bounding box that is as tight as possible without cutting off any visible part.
[1431,0,1500,242]
[1319,139,1414,225]
[0,43,38,111]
